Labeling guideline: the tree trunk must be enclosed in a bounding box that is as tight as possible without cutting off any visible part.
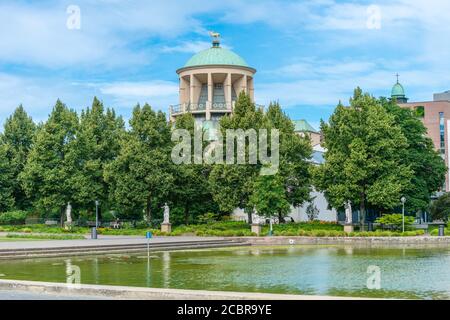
[360,192,366,231]
[60,206,65,227]
[184,203,190,225]
[278,212,285,224]
[146,197,152,227]
[247,211,253,225]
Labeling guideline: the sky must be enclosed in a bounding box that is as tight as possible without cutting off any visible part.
[1,0,450,130]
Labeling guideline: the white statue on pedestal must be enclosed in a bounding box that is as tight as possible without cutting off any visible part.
[252,213,260,225]
[163,203,170,224]
[66,202,72,224]
[344,200,352,224]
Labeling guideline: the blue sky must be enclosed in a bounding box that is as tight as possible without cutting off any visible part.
[1,0,450,130]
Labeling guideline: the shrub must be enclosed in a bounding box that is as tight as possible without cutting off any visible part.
[430,193,450,222]
[197,212,219,224]
[375,214,415,231]
[135,220,149,229]
[0,211,28,225]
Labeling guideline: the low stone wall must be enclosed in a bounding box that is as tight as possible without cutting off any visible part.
[235,236,450,247]
[0,279,371,300]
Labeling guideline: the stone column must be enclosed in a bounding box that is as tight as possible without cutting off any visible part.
[189,74,195,105]
[241,74,247,95]
[206,72,213,120]
[226,73,232,109]
[248,77,254,102]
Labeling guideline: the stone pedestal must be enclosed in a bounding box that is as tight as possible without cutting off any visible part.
[161,223,172,233]
[344,224,354,233]
[251,224,262,236]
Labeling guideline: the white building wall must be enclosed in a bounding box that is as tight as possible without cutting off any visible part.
[231,190,337,223]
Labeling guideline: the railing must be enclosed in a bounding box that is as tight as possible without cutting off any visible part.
[170,104,182,114]
[187,103,206,111]
[170,101,240,115]
[211,102,232,110]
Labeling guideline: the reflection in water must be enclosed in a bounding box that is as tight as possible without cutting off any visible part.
[1,245,450,299]
[162,251,170,288]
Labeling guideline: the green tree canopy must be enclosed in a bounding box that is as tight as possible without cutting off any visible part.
[72,97,125,214]
[249,174,290,220]
[430,193,450,222]
[20,100,79,220]
[0,143,15,211]
[1,105,36,210]
[104,104,173,224]
[262,102,312,221]
[169,113,215,224]
[314,88,413,229]
[381,98,446,212]
[208,92,264,223]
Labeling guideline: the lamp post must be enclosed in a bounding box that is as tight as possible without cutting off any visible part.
[95,199,99,234]
[401,196,406,233]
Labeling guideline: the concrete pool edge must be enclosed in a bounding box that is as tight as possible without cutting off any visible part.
[0,279,381,300]
[235,236,450,246]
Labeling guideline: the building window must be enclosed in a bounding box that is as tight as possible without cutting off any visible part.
[439,112,445,154]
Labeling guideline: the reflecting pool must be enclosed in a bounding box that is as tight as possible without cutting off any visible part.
[1,245,450,299]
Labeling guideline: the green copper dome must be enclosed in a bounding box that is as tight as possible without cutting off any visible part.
[184,46,249,68]
[391,82,405,97]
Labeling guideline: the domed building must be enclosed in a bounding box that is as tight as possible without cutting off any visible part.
[169,33,256,122]
[390,75,408,103]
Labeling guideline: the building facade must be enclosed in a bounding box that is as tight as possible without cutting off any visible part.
[391,80,450,191]
[169,34,256,124]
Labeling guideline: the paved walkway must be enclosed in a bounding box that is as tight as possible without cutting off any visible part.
[0,289,107,300]
[0,235,225,250]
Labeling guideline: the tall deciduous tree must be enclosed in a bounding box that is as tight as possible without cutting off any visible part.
[21,100,79,223]
[1,105,36,210]
[0,143,14,211]
[314,88,412,230]
[381,98,446,212]
[72,97,125,215]
[262,102,312,221]
[104,104,173,224]
[249,174,290,220]
[208,92,264,224]
[169,113,213,224]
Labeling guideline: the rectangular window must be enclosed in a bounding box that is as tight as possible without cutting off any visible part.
[440,112,445,154]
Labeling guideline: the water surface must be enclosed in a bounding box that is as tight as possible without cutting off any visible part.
[1,245,449,299]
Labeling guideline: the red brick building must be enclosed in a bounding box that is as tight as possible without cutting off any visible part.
[392,80,450,191]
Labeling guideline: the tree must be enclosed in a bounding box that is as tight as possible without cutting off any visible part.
[263,102,312,222]
[72,97,125,216]
[314,88,413,230]
[306,201,319,221]
[0,143,15,211]
[1,105,36,210]
[249,174,290,220]
[104,104,173,224]
[381,98,446,212]
[21,100,79,223]
[208,92,264,224]
[430,193,450,222]
[169,113,213,224]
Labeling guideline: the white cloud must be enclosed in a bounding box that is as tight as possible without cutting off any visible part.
[161,41,212,53]
[100,81,178,99]
[0,1,221,68]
